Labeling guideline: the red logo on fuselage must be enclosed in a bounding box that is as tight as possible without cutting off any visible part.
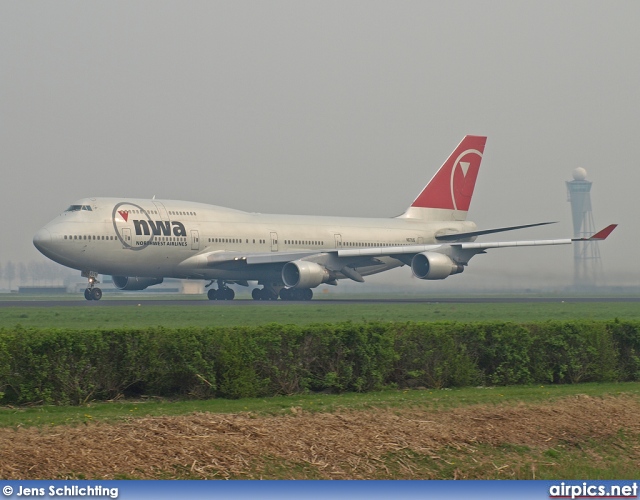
[118,210,129,222]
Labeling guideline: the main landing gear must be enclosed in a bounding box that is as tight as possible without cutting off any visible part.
[83,271,102,301]
[251,286,313,301]
[251,287,278,301]
[206,280,235,301]
[205,281,315,301]
[279,287,313,301]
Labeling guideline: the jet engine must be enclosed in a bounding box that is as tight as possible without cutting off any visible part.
[112,276,164,291]
[410,252,463,280]
[282,261,331,289]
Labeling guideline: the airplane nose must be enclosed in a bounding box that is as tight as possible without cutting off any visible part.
[33,227,52,253]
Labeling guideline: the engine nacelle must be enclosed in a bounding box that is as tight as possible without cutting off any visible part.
[112,276,164,291]
[282,261,331,289]
[410,252,463,280]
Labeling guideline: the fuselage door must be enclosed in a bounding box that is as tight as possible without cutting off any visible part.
[191,230,200,251]
[122,228,132,249]
[334,234,342,249]
[270,232,278,252]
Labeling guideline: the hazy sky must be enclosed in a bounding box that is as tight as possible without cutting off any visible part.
[2,1,638,289]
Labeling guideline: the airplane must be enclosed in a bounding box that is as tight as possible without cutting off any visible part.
[33,135,617,301]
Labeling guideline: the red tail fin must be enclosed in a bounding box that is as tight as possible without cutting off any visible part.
[411,135,486,212]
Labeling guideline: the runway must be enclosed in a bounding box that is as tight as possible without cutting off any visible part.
[1,296,639,307]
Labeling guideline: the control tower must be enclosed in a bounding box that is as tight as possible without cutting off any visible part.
[566,168,601,287]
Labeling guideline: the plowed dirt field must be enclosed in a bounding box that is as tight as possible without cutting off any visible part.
[2,394,639,479]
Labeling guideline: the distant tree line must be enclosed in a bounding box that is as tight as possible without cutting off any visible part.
[0,260,73,290]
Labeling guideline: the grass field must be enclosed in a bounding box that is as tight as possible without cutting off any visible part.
[1,300,639,329]
[1,381,637,429]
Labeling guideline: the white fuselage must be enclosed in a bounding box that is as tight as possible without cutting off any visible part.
[34,197,477,283]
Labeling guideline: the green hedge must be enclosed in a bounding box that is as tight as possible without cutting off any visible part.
[0,320,638,405]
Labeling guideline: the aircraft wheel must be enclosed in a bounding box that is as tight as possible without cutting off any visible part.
[291,289,308,301]
[252,288,261,300]
[91,288,103,301]
[302,288,313,301]
[84,288,93,301]
[207,289,217,300]
[279,288,292,301]
[223,288,235,300]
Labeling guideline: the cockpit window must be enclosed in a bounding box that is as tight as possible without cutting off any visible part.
[65,205,92,212]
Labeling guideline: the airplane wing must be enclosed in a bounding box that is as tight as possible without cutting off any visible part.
[335,224,617,281]
[178,249,323,268]
[178,224,617,284]
[434,221,556,241]
[338,224,618,260]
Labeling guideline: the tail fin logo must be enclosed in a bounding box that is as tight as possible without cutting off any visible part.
[450,149,483,211]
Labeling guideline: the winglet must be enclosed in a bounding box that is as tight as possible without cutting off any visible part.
[573,224,618,241]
